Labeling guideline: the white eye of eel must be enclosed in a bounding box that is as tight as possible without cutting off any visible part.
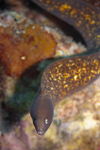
[45,119,48,124]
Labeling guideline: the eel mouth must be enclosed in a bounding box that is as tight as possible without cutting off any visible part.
[37,129,45,135]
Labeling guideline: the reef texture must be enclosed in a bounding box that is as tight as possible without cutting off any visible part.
[0,0,100,150]
[0,24,56,77]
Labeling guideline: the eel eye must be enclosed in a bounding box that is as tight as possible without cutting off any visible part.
[45,119,48,125]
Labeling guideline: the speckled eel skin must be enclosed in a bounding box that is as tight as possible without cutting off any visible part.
[30,0,100,135]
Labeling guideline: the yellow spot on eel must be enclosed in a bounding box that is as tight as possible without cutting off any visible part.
[30,0,100,135]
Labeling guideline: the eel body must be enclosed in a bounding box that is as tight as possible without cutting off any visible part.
[31,0,100,50]
[30,0,100,135]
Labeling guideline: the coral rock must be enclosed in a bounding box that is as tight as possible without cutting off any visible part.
[0,25,56,77]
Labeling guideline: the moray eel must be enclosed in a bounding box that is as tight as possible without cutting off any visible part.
[30,0,100,135]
